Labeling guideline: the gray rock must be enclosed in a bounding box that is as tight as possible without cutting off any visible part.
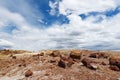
[116,78,120,80]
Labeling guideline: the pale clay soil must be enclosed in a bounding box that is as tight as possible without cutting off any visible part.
[0,50,120,80]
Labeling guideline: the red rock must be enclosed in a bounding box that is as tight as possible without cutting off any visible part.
[58,58,74,68]
[81,58,98,70]
[50,50,60,57]
[89,52,109,59]
[101,62,107,65]
[58,59,66,68]
[18,63,26,67]
[12,56,16,59]
[50,57,60,64]
[89,53,98,58]
[109,56,120,69]
[109,65,120,71]
[70,50,82,59]
[39,52,44,56]
[25,70,33,77]
[45,71,50,76]
[81,58,92,67]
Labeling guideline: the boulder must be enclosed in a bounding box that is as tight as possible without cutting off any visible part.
[81,58,91,67]
[81,58,98,70]
[109,56,120,70]
[109,65,120,71]
[12,56,17,59]
[58,59,66,68]
[25,70,33,77]
[58,57,74,68]
[49,57,60,65]
[70,50,82,59]
[40,52,44,56]
[50,50,60,57]
[89,52,109,59]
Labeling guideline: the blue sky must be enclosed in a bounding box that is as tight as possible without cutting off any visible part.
[0,0,120,51]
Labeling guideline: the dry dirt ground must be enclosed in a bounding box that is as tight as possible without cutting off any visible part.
[0,49,120,80]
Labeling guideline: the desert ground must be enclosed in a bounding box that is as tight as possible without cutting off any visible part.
[0,49,120,80]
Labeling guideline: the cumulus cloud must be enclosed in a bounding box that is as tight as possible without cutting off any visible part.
[49,1,59,15]
[0,39,14,49]
[0,0,43,25]
[0,0,120,51]
[58,0,117,15]
[47,0,120,50]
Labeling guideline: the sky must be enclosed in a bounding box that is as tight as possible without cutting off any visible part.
[0,0,120,51]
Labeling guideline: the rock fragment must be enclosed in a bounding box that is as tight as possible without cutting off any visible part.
[116,78,120,80]
[109,56,120,71]
[25,70,33,77]
[109,65,120,71]
[58,57,74,68]
[70,50,82,59]
[81,58,98,70]
[50,50,60,57]
[89,52,109,59]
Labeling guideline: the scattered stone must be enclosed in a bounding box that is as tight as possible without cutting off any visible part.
[89,53,98,58]
[98,52,109,58]
[25,70,33,77]
[18,63,26,67]
[1,73,6,76]
[50,50,60,57]
[101,62,107,65]
[32,54,42,60]
[58,58,74,68]
[58,59,66,68]
[89,52,109,59]
[89,63,98,70]
[109,65,120,71]
[45,71,50,76]
[70,50,82,59]
[81,58,98,70]
[109,56,120,69]
[50,57,60,64]
[12,56,16,59]
[81,58,91,67]
[10,54,17,59]
[39,52,44,56]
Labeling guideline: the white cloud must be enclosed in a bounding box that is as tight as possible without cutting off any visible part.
[0,39,14,49]
[0,0,120,51]
[58,0,117,15]
[0,7,27,27]
[49,1,59,15]
[0,0,43,24]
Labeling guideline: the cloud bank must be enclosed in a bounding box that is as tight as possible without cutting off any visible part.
[0,0,120,51]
